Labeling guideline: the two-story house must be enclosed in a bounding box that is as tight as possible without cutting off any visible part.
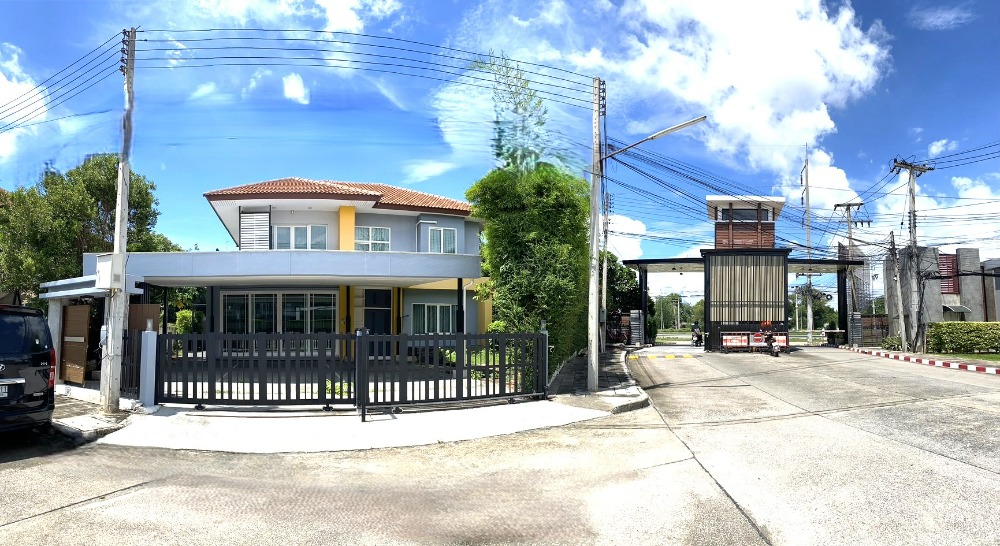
[41,178,489,378]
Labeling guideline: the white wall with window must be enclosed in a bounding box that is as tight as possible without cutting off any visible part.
[412,303,458,334]
[355,226,391,251]
[273,225,328,250]
[429,227,457,254]
[270,210,338,250]
[404,289,479,334]
[221,291,337,335]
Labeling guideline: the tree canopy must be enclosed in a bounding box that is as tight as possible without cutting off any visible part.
[472,52,576,174]
[466,163,590,367]
[0,154,177,302]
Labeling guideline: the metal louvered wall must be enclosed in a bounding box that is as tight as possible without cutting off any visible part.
[703,249,790,350]
[239,210,270,250]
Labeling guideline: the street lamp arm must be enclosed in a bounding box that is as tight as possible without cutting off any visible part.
[602,115,706,161]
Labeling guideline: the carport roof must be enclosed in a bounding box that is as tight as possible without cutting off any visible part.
[623,256,864,274]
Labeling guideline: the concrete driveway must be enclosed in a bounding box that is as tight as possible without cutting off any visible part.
[629,345,1000,545]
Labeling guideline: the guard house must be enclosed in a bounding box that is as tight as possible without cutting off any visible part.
[624,196,863,351]
[703,196,789,350]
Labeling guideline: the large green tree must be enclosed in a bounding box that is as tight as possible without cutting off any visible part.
[467,164,589,367]
[0,154,175,302]
[473,52,576,174]
[601,250,640,315]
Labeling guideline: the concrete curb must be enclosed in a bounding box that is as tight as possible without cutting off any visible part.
[614,350,650,414]
[848,347,1000,375]
[609,390,650,414]
[52,415,128,442]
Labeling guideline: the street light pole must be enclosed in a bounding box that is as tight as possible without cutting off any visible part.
[586,103,706,391]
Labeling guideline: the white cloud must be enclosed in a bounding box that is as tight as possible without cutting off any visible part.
[367,76,407,110]
[907,4,976,30]
[607,214,646,260]
[241,68,273,98]
[927,138,958,157]
[599,0,889,174]
[0,43,46,162]
[189,82,218,100]
[282,73,310,104]
[402,160,457,183]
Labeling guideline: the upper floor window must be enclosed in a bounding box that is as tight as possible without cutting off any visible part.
[720,209,771,221]
[274,225,327,250]
[429,227,457,254]
[356,226,390,251]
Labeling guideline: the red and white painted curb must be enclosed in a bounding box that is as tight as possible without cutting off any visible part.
[848,347,1000,375]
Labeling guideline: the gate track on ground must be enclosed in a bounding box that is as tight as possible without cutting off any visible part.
[629,352,1000,478]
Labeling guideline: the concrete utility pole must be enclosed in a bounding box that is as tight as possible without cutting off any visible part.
[801,147,814,343]
[675,297,681,330]
[600,192,611,354]
[891,159,933,350]
[101,27,136,414]
[889,231,908,352]
[587,77,605,392]
[834,202,867,314]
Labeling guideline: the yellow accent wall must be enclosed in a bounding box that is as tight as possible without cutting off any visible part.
[478,298,493,333]
[339,286,349,333]
[338,206,355,250]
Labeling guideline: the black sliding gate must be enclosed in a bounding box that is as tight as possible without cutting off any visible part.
[156,331,548,417]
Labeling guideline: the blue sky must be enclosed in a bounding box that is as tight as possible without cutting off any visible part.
[1,0,998,300]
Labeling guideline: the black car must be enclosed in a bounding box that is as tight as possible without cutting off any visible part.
[0,305,56,433]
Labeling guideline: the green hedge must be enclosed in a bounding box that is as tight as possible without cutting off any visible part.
[926,322,1000,353]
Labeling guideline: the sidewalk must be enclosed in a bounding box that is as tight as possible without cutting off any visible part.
[53,347,648,453]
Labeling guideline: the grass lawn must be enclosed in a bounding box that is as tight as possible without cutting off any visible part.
[929,353,1000,362]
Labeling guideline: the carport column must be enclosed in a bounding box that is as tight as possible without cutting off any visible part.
[639,266,648,345]
[47,298,65,383]
[456,278,465,334]
[139,330,158,407]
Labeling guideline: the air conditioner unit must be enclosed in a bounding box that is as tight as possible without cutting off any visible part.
[95,253,124,290]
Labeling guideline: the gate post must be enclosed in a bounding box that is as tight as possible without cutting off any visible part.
[139,330,158,407]
[455,332,465,400]
[356,328,367,422]
[539,323,549,396]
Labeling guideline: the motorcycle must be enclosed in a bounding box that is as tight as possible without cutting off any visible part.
[765,332,780,357]
[691,329,703,347]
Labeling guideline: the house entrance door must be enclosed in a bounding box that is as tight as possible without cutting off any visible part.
[364,289,392,356]
[61,305,90,384]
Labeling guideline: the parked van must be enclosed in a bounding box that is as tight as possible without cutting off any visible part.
[0,305,56,432]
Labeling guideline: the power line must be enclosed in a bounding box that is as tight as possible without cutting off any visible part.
[139,27,594,80]
[0,32,120,117]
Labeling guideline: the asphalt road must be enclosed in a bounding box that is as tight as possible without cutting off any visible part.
[1,346,997,545]
[629,345,1000,545]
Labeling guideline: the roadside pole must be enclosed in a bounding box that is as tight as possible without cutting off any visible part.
[100,28,136,414]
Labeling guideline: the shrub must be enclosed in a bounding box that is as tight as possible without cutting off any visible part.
[324,380,351,397]
[926,322,1000,353]
[881,335,902,351]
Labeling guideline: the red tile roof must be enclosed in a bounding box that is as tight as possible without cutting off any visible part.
[205,178,471,215]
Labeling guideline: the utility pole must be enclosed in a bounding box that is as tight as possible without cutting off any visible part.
[586,77,605,392]
[891,159,933,351]
[600,192,611,354]
[794,292,799,331]
[675,297,681,330]
[889,231,908,352]
[801,147,814,343]
[834,202,867,315]
[101,27,136,414]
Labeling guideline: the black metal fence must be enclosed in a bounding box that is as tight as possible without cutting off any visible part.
[156,332,356,406]
[357,332,548,420]
[155,331,548,417]
[120,329,143,400]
